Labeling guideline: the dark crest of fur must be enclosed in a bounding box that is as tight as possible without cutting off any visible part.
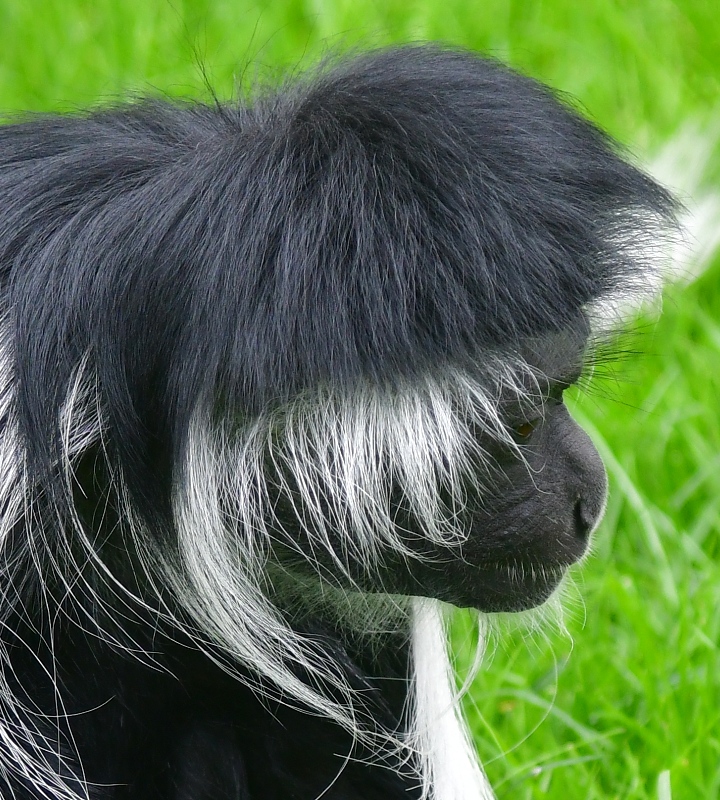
[0,45,675,800]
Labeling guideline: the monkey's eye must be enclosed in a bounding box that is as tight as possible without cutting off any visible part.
[512,418,540,440]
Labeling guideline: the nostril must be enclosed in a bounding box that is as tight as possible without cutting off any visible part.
[573,498,592,542]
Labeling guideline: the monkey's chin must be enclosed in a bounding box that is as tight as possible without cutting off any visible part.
[459,564,568,613]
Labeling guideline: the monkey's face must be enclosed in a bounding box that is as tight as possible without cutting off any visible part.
[372,324,608,612]
[265,322,607,614]
[390,399,607,612]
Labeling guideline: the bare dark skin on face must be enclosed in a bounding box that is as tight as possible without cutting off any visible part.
[388,319,608,612]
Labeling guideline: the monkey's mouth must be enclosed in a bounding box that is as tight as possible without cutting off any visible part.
[470,561,570,612]
[402,552,576,614]
[440,552,579,613]
[446,525,590,613]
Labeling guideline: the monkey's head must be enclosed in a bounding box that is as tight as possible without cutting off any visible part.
[147,46,667,617]
[3,46,675,730]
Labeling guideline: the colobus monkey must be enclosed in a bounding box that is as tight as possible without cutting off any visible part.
[0,45,675,800]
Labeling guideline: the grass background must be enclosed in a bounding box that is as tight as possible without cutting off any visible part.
[0,1,718,798]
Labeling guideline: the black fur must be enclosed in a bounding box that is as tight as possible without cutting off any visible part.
[0,45,675,799]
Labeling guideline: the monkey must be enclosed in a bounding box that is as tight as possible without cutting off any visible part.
[0,44,676,800]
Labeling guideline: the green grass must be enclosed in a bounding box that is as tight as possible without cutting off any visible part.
[1,1,719,798]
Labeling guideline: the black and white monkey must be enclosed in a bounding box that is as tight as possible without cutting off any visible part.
[0,45,675,800]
